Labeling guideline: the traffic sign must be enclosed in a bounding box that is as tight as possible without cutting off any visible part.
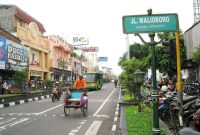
[122,14,179,34]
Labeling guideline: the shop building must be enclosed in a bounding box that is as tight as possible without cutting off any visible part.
[0,27,28,82]
[0,5,50,81]
[48,35,72,81]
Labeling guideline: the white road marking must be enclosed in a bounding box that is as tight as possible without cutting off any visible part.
[35,104,63,115]
[114,117,118,122]
[68,120,87,135]
[112,125,117,131]
[94,115,109,118]
[93,88,116,116]
[0,118,16,125]
[85,121,102,135]
[0,118,29,131]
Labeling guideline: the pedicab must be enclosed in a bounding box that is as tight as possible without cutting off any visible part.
[63,88,88,116]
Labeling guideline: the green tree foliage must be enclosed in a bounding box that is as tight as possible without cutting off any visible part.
[12,69,28,87]
[129,43,150,60]
[119,31,187,93]
[157,31,186,77]
[192,45,200,65]
[119,58,146,98]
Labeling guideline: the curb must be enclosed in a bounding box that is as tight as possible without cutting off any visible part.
[0,94,51,109]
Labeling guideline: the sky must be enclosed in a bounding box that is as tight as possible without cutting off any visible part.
[0,0,195,75]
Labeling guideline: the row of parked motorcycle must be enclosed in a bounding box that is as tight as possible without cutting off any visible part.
[143,81,200,134]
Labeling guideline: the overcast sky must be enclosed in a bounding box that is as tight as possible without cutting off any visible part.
[1,0,195,75]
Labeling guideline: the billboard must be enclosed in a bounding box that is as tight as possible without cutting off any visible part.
[0,36,7,69]
[73,36,89,45]
[98,57,108,62]
[6,39,29,70]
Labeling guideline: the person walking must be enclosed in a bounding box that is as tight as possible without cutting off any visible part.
[114,79,118,88]
[2,80,8,94]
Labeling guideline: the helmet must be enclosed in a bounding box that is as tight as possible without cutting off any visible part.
[161,85,168,92]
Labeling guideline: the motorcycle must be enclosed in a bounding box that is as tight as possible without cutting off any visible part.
[52,85,61,102]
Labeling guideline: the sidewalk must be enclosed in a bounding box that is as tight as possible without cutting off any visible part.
[0,93,51,109]
[117,87,173,135]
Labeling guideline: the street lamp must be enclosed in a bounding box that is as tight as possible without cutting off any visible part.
[133,69,145,84]
[133,69,145,112]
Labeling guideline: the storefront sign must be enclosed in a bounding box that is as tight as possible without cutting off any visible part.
[6,39,29,70]
[0,36,7,69]
[30,71,42,76]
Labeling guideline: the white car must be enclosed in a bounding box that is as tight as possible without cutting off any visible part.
[111,79,114,83]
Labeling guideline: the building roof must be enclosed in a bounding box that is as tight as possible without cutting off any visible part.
[184,20,200,33]
[0,4,46,33]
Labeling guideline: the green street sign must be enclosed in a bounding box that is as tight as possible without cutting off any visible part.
[122,14,179,34]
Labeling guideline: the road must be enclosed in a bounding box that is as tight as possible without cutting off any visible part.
[0,83,120,135]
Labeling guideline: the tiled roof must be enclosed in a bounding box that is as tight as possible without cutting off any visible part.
[14,6,46,33]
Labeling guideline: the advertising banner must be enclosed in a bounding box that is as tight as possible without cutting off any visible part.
[82,47,98,52]
[73,37,89,45]
[98,57,108,62]
[0,36,7,69]
[6,39,29,70]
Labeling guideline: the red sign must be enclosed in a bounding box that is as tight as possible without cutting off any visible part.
[82,47,98,52]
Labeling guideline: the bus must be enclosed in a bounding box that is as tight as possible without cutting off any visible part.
[83,72,103,90]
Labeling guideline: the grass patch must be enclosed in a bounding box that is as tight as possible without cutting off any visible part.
[124,94,134,100]
[30,90,48,93]
[125,105,152,135]
[0,94,22,98]
[124,92,166,135]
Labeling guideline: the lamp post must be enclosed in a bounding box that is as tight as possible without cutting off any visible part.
[134,9,163,135]
[133,69,145,112]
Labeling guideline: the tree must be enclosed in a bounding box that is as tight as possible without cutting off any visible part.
[12,69,28,93]
[129,43,150,60]
[120,58,146,99]
[192,45,200,65]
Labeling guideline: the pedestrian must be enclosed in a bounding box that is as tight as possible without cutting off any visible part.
[114,79,118,88]
[2,80,8,94]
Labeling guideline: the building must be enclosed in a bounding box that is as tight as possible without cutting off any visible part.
[184,20,200,80]
[0,27,29,83]
[0,4,50,81]
[48,35,72,81]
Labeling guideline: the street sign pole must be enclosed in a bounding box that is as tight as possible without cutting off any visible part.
[122,10,179,135]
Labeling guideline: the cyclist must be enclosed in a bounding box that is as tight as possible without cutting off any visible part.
[73,75,86,89]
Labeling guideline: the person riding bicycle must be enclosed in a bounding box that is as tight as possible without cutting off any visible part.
[73,75,86,89]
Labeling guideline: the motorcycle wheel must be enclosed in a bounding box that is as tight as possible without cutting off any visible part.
[52,94,56,102]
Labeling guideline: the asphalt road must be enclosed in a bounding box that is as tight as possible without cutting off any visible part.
[0,83,120,135]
